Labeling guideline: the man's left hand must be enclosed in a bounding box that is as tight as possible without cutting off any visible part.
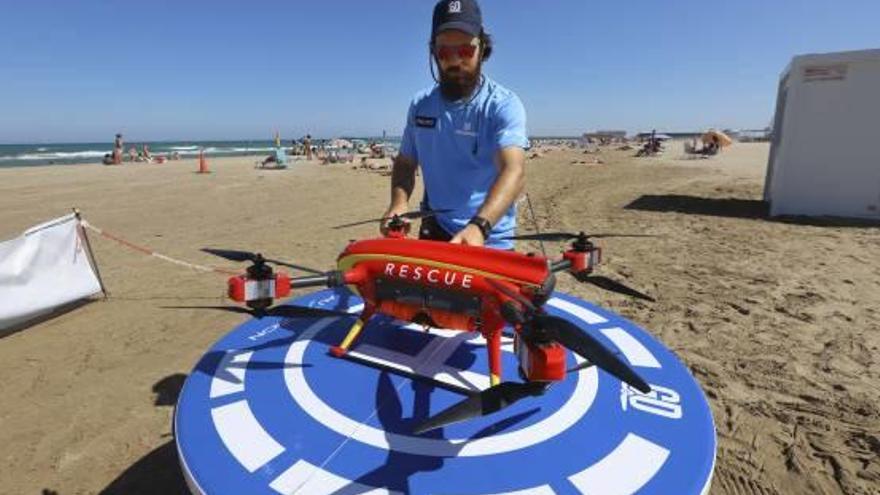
[450,224,485,246]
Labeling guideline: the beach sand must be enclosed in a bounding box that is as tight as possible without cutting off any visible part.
[0,144,877,494]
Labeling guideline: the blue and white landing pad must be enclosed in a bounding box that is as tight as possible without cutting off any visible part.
[175,288,716,494]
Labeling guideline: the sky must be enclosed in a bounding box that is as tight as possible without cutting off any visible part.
[1,0,879,143]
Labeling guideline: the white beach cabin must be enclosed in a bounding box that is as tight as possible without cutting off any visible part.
[764,48,880,219]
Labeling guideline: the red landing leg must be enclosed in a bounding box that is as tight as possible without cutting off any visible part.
[330,305,374,357]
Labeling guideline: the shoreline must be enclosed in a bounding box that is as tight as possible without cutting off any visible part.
[0,138,402,168]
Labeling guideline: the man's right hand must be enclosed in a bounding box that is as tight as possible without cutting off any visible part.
[380,206,410,237]
[383,153,418,236]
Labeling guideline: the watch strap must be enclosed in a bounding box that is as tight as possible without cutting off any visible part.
[468,216,492,240]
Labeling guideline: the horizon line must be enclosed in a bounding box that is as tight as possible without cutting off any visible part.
[1,128,768,146]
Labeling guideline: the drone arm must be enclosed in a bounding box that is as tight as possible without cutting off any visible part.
[499,300,527,325]
[550,258,572,273]
[289,276,331,289]
[289,271,345,289]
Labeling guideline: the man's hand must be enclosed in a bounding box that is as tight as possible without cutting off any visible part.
[382,154,418,236]
[379,206,410,236]
[450,223,485,246]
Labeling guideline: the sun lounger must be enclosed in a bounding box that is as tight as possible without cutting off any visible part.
[255,147,289,169]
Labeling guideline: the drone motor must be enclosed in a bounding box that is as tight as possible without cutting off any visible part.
[562,245,601,274]
[514,335,566,382]
[227,272,291,307]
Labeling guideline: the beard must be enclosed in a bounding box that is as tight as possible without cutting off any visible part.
[438,63,481,101]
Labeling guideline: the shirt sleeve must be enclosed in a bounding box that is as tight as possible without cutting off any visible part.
[493,94,530,151]
[399,101,418,162]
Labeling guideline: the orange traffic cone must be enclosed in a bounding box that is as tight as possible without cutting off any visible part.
[197,149,209,174]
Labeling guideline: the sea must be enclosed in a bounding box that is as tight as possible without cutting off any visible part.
[0,138,401,168]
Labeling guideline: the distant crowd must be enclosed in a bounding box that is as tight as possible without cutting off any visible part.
[287,135,390,161]
[104,133,180,165]
[106,132,395,168]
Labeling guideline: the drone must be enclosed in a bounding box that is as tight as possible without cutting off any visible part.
[201,210,656,433]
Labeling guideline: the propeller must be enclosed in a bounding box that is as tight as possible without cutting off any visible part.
[411,277,651,433]
[201,247,259,262]
[566,361,595,374]
[574,273,656,302]
[499,231,656,242]
[164,304,351,319]
[529,314,651,393]
[333,209,453,229]
[485,277,649,393]
[412,382,546,434]
[201,248,325,275]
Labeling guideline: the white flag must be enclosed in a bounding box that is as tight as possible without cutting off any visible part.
[0,213,102,331]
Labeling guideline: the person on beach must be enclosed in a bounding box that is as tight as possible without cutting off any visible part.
[113,133,124,164]
[304,134,313,161]
[381,0,528,249]
[128,146,137,162]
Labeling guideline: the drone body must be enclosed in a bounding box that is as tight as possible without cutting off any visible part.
[212,215,654,432]
[334,237,567,385]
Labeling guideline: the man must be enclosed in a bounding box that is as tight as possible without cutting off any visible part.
[382,0,528,249]
[303,134,313,161]
[113,133,124,165]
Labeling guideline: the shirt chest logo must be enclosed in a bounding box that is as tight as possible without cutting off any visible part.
[415,116,437,128]
[455,121,477,137]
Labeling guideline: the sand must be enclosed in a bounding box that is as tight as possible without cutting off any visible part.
[0,143,877,494]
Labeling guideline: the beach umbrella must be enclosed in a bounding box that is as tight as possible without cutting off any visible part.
[701,130,733,147]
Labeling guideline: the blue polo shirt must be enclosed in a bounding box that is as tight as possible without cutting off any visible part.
[399,76,529,249]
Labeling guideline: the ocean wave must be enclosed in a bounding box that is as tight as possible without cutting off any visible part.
[177,147,275,154]
[231,147,275,152]
[2,150,109,161]
[168,147,235,155]
[0,144,288,164]
[212,148,253,154]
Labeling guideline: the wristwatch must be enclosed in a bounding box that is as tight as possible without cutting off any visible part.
[468,216,492,240]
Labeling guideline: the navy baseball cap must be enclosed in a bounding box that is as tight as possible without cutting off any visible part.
[432,0,483,38]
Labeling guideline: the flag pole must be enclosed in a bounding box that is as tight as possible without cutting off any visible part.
[72,208,109,299]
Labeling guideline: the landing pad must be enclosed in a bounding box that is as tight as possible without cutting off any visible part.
[175,288,716,494]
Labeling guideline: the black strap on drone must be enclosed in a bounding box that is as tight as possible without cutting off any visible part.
[418,192,453,242]
[418,215,453,242]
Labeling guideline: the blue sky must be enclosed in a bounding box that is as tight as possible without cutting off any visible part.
[1,0,878,143]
